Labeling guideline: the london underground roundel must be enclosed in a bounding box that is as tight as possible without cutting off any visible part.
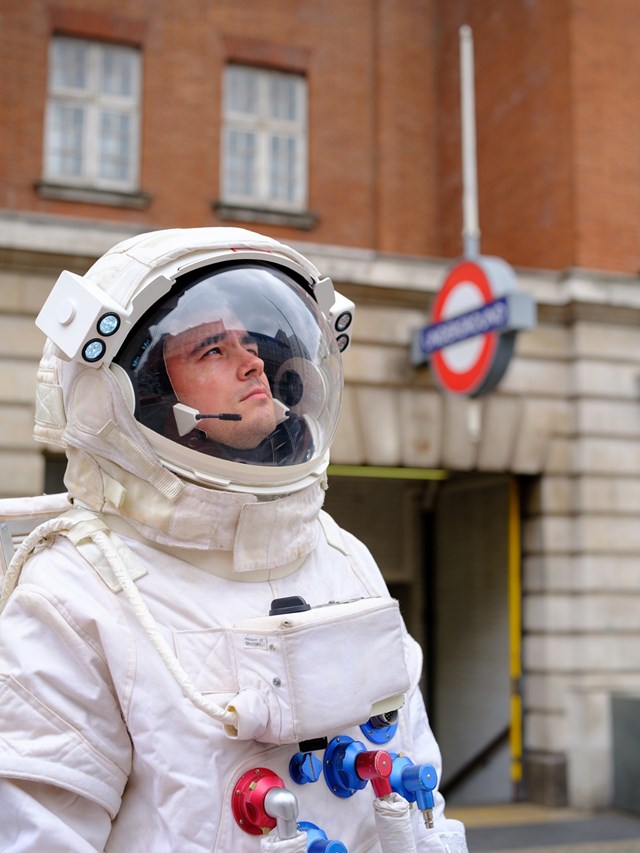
[411,255,536,397]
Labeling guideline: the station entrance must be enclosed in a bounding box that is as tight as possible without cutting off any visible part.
[324,469,518,805]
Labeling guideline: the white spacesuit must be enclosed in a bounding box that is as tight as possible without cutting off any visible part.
[0,228,468,852]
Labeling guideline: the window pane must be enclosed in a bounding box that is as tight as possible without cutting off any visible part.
[225,129,257,196]
[47,104,84,177]
[101,47,135,97]
[269,135,297,202]
[50,39,88,90]
[269,75,299,121]
[45,36,140,189]
[99,112,132,181]
[221,64,306,209]
[225,66,258,115]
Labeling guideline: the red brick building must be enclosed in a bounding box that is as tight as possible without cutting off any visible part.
[2,0,640,812]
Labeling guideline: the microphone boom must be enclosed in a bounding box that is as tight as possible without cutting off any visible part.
[196,413,242,421]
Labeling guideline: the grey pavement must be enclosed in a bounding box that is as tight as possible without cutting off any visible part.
[447,804,640,853]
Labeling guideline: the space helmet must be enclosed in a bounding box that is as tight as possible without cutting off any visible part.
[34,227,355,495]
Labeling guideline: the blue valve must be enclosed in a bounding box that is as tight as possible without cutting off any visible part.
[298,820,348,852]
[360,710,399,745]
[324,736,368,798]
[324,736,393,799]
[390,754,437,829]
[290,751,323,785]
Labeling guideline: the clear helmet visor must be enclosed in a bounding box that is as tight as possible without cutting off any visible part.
[114,262,343,474]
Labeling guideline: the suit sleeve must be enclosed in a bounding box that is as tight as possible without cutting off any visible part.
[0,779,112,852]
[0,578,132,845]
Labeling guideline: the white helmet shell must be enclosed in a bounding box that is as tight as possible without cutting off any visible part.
[34,227,355,495]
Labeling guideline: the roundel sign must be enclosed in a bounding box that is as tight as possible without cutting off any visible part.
[411,255,535,397]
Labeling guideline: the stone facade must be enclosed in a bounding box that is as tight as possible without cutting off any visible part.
[286,249,640,810]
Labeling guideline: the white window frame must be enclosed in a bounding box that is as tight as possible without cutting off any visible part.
[221,65,308,212]
[43,35,141,192]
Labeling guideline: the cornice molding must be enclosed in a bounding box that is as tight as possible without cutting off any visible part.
[2,212,640,323]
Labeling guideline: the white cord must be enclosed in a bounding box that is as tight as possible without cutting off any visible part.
[0,516,74,612]
[90,528,237,729]
[0,514,237,731]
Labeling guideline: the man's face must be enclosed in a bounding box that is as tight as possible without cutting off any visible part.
[164,319,277,449]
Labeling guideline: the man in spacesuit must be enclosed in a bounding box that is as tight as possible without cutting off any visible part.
[0,227,468,852]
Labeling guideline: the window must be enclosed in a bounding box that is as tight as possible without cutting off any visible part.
[44,36,141,192]
[222,65,307,211]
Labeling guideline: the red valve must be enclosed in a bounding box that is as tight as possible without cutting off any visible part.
[232,767,285,835]
[355,749,393,797]
[325,737,395,799]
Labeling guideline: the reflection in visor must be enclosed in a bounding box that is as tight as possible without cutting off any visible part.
[164,321,278,451]
[113,262,342,470]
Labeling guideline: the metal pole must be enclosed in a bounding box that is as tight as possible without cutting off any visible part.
[508,476,523,797]
[459,25,480,259]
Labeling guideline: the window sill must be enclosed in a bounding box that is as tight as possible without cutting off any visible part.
[213,201,318,230]
[35,181,151,210]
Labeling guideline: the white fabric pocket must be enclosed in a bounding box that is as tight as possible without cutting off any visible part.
[225,597,410,744]
[173,627,238,695]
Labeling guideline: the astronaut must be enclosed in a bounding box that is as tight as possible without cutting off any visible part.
[0,228,468,852]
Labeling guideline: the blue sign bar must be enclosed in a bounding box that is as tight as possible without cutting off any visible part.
[416,297,509,356]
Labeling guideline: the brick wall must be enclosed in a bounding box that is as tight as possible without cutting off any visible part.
[0,0,640,274]
[4,0,640,273]
[0,0,439,256]
[435,0,640,274]
[571,0,640,272]
[435,0,576,270]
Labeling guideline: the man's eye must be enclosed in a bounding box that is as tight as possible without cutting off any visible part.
[202,346,221,358]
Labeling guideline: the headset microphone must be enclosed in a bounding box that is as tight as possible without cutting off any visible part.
[173,401,287,437]
[173,403,243,435]
[196,413,242,421]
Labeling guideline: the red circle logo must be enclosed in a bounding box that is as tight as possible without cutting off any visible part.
[430,261,498,395]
